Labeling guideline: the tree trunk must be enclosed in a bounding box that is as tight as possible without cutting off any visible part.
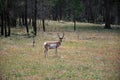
[73,14,76,31]
[22,15,25,25]
[28,18,32,25]
[25,0,29,35]
[4,14,7,37]
[74,19,76,31]
[32,0,37,35]
[42,19,45,32]
[1,12,4,35]
[19,17,22,26]
[7,13,10,36]
[7,0,10,36]
[34,0,37,35]
[118,2,120,25]
[104,0,111,29]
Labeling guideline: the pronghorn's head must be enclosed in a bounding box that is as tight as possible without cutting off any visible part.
[57,33,64,43]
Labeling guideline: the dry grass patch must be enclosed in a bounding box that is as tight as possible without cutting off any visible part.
[0,22,120,80]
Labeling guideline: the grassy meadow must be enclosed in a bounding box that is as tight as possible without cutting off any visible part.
[0,21,120,80]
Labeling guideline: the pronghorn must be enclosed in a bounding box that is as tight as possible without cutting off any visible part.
[44,33,64,57]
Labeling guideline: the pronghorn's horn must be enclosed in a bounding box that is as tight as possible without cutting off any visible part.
[57,33,64,38]
[57,33,60,38]
[61,33,64,38]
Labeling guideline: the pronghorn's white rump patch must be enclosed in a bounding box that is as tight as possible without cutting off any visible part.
[44,42,47,46]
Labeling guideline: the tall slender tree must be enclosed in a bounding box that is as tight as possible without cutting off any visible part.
[32,0,37,35]
[67,0,85,31]
[0,0,5,36]
[1,11,4,35]
[37,0,53,32]
[104,0,112,29]
[25,0,29,34]
[7,0,10,36]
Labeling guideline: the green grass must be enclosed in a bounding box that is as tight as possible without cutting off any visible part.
[0,21,120,80]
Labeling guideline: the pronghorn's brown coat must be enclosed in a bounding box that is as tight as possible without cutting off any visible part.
[44,33,64,57]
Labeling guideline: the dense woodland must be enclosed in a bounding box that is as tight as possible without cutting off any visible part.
[0,0,120,37]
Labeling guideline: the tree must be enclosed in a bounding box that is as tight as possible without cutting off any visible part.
[52,0,66,21]
[37,0,53,32]
[7,0,10,36]
[0,12,4,36]
[34,0,37,35]
[0,0,11,37]
[32,0,37,35]
[25,0,29,35]
[66,0,85,31]
[104,0,112,29]
[0,0,6,36]
[1,0,120,37]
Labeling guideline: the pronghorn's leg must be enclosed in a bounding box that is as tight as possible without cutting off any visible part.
[55,48,57,56]
[44,47,48,58]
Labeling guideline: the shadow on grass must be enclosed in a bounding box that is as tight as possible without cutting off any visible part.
[62,24,120,33]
